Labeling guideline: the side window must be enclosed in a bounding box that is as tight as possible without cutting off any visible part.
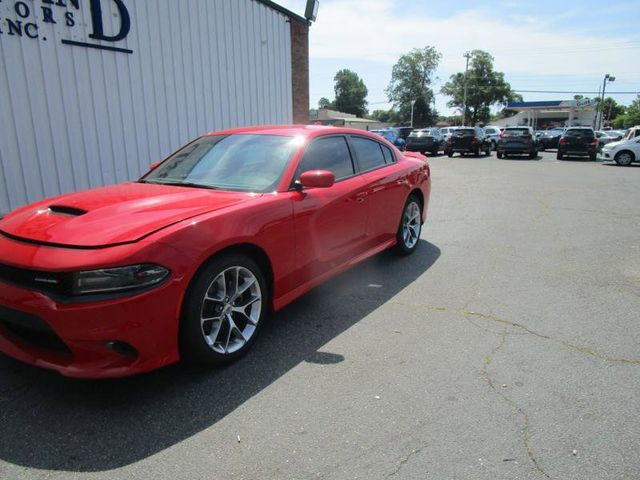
[296,136,355,181]
[351,137,387,171]
[381,144,395,164]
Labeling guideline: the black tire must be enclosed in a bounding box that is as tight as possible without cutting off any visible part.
[557,152,563,160]
[614,150,634,166]
[474,147,481,158]
[180,253,269,366]
[529,150,537,159]
[447,151,453,158]
[394,194,422,256]
[589,153,597,162]
[431,148,438,155]
[496,152,503,159]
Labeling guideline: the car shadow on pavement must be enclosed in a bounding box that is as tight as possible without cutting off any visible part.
[0,240,440,473]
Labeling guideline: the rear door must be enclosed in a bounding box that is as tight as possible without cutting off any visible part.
[452,129,475,149]
[292,135,369,278]
[564,129,594,152]
[351,136,408,245]
[502,128,532,149]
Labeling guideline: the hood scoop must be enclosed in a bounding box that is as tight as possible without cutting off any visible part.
[48,205,88,217]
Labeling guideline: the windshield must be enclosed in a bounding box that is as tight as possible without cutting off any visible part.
[565,129,594,138]
[503,129,530,137]
[141,134,299,192]
[454,129,475,136]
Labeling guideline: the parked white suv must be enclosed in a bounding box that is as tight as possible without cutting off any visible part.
[600,130,640,166]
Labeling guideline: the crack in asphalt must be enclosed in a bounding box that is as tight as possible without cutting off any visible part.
[481,329,552,479]
[389,301,640,366]
[384,446,424,479]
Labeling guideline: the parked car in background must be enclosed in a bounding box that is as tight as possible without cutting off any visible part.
[439,127,457,143]
[372,129,406,151]
[600,135,640,166]
[395,127,414,141]
[557,127,598,161]
[594,131,618,149]
[406,128,446,155]
[496,127,538,159]
[538,128,566,149]
[624,126,640,140]
[606,130,626,141]
[483,126,502,150]
[445,127,492,157]
[0,125,431,378]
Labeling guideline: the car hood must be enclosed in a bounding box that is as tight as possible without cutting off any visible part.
[603,140,627,150]
[0,182,257,248]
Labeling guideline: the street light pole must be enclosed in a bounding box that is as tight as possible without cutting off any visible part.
[462,52,472,126]
[599,74,615,129]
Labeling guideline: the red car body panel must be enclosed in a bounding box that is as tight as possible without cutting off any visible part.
[0,126,430,378]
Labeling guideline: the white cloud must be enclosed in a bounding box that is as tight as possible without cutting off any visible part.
[281,0,639,77]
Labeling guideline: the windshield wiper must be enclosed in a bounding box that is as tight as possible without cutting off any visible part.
[139,179,220,190]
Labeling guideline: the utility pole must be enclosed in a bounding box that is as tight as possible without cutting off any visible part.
[410,99,417,128]
[462,52,472,126]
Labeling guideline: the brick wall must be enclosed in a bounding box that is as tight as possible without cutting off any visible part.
[290,20,310,124]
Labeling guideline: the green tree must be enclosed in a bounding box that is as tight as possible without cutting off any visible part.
[318,97,332,109]
[332,69,369,117]
[611,98,640,128]
[386,46,441,127]
[598,97,626,125]
[370,109,398,123]
[441,50,518,125]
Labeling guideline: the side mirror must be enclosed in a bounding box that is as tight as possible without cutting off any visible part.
[149,162,160,171]
[298,170,335,189]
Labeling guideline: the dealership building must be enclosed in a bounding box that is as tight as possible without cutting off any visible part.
[494,100,597,130]
[0,0,312,213]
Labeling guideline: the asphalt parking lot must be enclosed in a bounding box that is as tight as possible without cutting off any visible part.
[1,150,639,480]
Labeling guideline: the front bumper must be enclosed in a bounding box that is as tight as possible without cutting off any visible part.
[0,273,183,378]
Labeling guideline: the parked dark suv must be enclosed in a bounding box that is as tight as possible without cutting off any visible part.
[557,128,598,161]
[445,127,491,157]
[496,127,538,159]
[406,128,445,155]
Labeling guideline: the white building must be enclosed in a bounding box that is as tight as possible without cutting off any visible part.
[493,100,597,130]
[0,0,311,213]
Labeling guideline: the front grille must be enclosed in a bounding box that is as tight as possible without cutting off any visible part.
[0,263,73,297]
[0,305,71,354]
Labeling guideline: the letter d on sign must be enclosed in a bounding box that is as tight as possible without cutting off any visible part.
[88,0,131,42]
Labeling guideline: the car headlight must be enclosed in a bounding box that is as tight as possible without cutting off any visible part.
[72,264,169,295]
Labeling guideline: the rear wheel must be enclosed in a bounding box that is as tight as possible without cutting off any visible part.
[474,147,481,157]
[589,152,597,162]
[615,151,634,166]
[180,254,268,365]
[394,195,422,256]
[447,151,453,158]
[557,152,563,160]
[529,150,537,159]
[496,152,503,159]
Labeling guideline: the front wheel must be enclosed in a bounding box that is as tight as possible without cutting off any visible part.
[557,152,563,160]
[615,151,634,166]
[394,195,422,256]
[447,151,453,158]
[497,152,503,159]
[180,254,268,365]
[529,150,537,159]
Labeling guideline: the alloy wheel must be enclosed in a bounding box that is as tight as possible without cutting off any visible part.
[200,266,262,354]
[616,152,633,166]
[402,201,421,249]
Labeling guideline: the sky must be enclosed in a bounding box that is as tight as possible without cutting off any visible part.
[278,0,640,117]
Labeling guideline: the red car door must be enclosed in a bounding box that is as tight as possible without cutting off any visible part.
[292,135,369,280]
[350,136,408,245]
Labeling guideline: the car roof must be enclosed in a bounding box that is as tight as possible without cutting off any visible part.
[203,125,380,138]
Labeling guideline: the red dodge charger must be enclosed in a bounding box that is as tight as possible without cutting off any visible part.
[0,126,431,378]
